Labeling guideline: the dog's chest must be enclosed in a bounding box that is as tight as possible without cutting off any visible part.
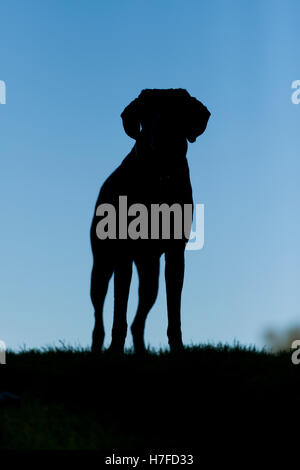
[158,173,191,200]
[142,174,178,201]
[158,174,176,190]
[128,159,193,204]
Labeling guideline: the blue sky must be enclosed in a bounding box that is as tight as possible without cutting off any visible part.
[1,0,299,350]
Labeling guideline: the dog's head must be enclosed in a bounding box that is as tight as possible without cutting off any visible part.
[121,89,210,158]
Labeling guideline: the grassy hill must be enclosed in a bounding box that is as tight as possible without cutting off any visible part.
[0,344,299,452]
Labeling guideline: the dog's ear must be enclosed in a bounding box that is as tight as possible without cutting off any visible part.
[185,97,211,143]
[121,98,141,139]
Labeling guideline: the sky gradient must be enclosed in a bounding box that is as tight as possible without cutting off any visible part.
[1,0,300,350]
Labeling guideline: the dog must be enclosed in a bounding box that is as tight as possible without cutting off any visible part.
[90,88,210,353]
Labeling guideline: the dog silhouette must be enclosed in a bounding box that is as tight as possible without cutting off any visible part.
[90,89,210,353]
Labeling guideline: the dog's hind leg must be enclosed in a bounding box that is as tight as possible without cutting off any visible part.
[131,255,160,354]
[91,256,113,353]
[108,257,133,353]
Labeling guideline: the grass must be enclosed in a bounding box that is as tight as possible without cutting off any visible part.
[1,343,299,451]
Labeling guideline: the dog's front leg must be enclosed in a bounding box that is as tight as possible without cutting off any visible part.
[109,257,133,353]
[165,246,185,351]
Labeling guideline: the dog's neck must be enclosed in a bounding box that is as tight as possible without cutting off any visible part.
[134,134,189,179]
